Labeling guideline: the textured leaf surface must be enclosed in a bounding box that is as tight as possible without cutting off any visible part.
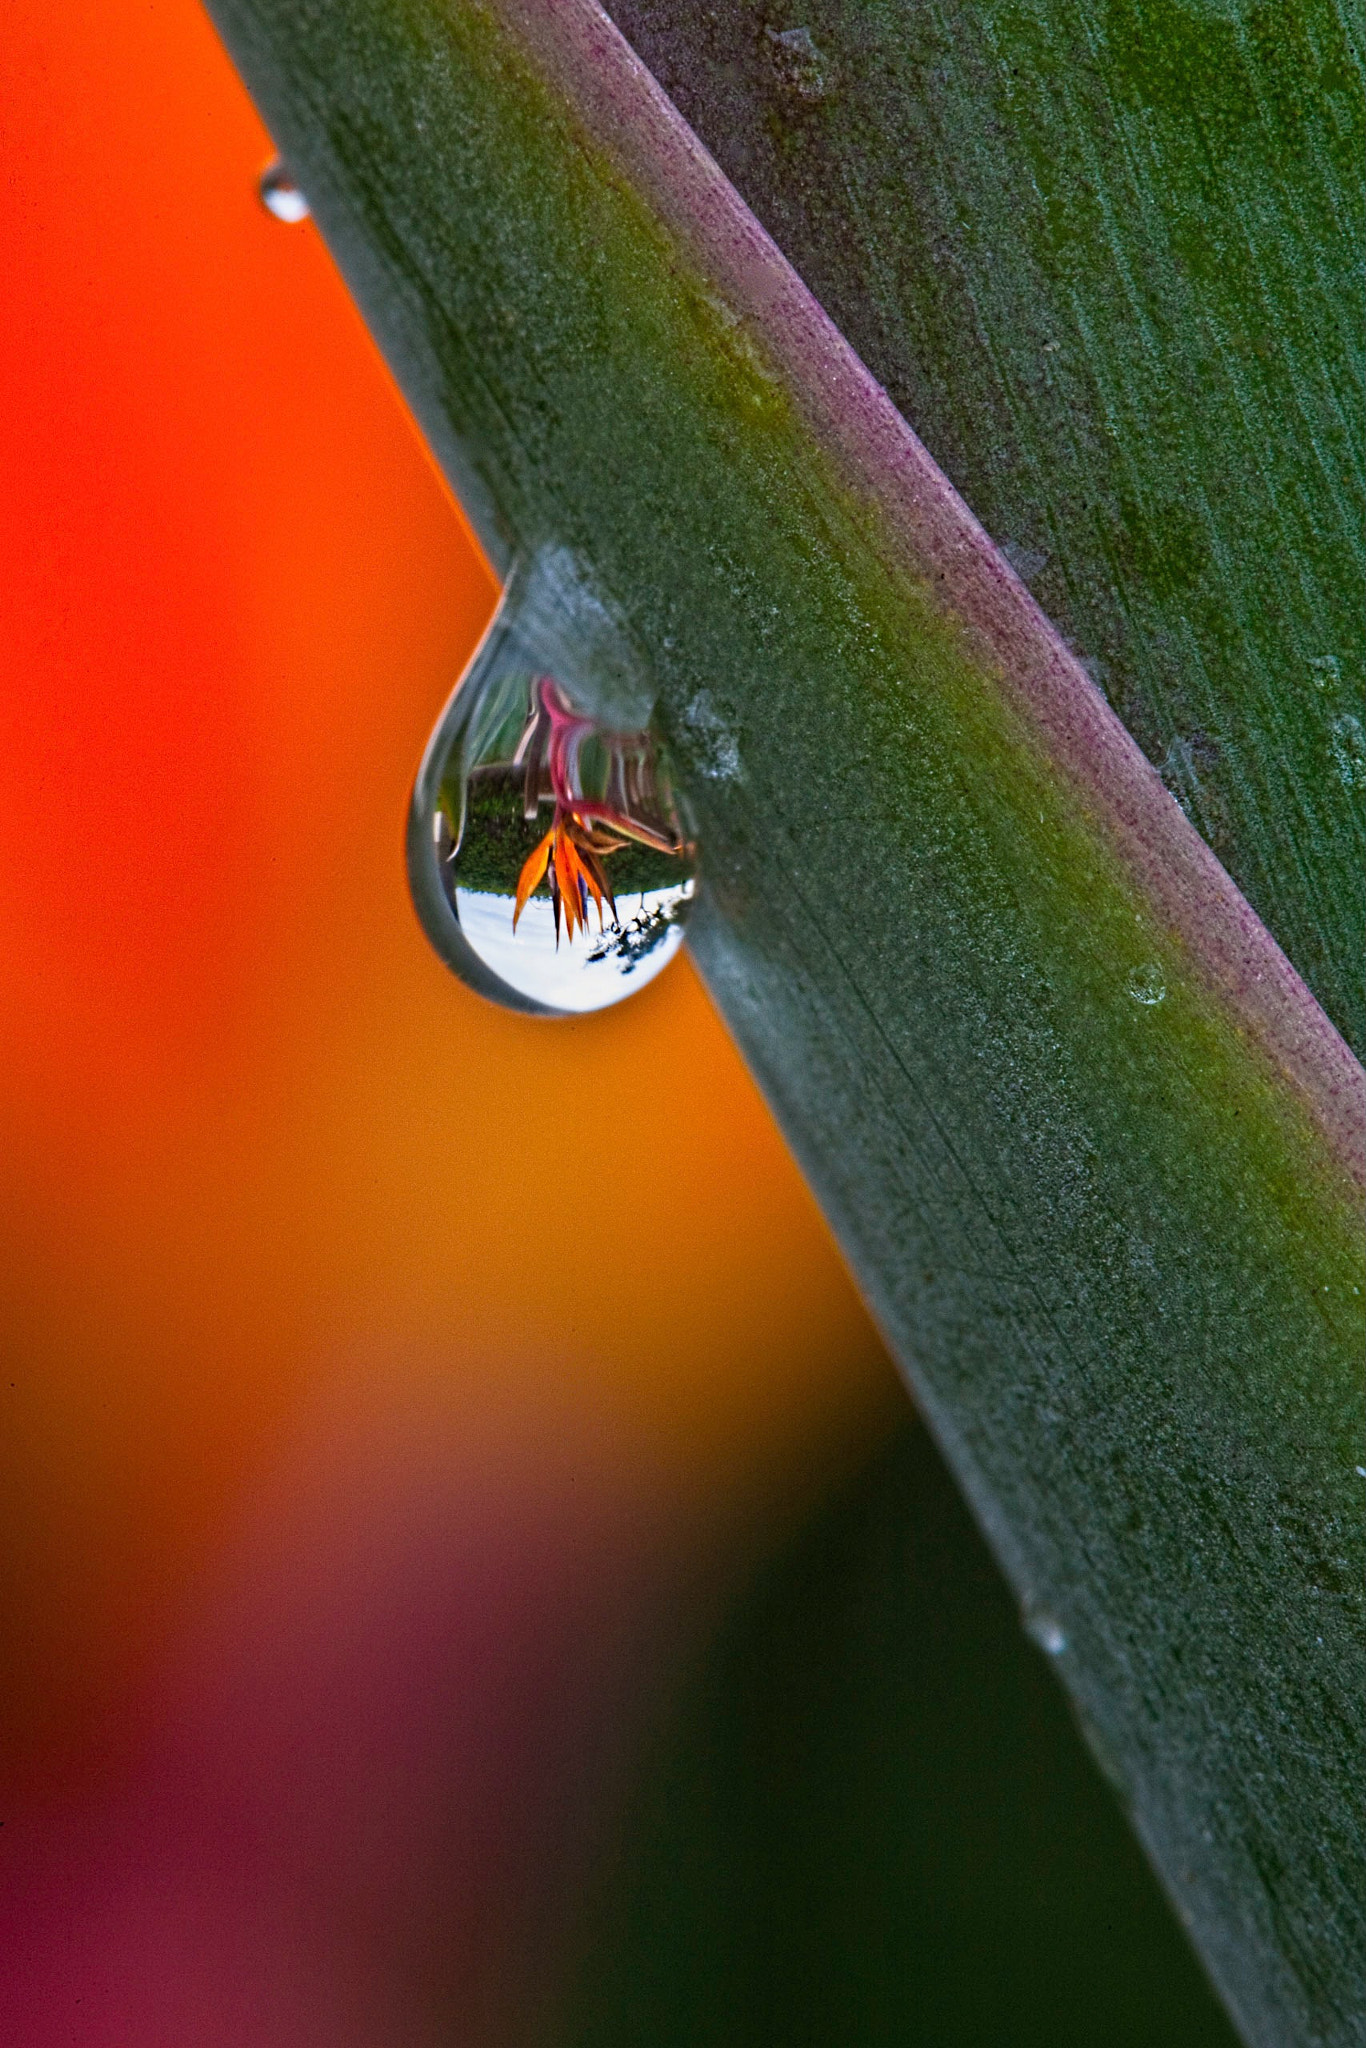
[202,3,1364,2041]
[613,0,1366,1060]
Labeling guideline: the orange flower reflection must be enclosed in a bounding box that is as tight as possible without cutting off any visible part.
[511,676,687,946]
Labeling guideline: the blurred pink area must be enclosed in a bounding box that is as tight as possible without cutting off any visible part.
[3,1376,732,2046]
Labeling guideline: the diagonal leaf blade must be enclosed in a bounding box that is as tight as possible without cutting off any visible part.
[201,3,1365,2040]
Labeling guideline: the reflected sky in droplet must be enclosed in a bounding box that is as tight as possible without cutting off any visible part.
[454,883,694,1013]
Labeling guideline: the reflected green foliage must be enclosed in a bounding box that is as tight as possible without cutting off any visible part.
[441,771,548,893]
[570,1417,1241,2048]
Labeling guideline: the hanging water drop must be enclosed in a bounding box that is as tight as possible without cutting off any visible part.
[258,161,310,223]
[408,579,697,1015]
[1022,1602,1068,1656]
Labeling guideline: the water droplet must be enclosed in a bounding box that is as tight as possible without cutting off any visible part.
[258,162,310,223]
[1127,962,1167,1006]
[1329,712,1366,790]
[680,691,743,782]
[1000,539,1050,585]
[408,573,696,1016]
[1022,1602,1068,1656]
[765,25,830,99]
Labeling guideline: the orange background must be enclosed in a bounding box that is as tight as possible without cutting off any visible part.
[0,0,896,1836]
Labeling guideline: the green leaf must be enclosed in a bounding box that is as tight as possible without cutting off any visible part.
[613,0,1366,1058]
[202,3,1364,2040]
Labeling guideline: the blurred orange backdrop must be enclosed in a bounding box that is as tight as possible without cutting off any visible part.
[0,0,897,1849]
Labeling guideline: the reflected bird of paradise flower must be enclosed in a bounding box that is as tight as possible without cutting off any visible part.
[511,677,690,947]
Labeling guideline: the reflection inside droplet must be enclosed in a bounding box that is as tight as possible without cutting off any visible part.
[258,161,310,222]
[411,657,696,1016]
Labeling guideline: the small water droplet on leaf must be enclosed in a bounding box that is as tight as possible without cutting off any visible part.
[1023,1602,1068,1656]
[765,25,830,100]
[1127,962,1167,1006]
[1329,712,1365,790]
[258,162,310,222]
[680,691,743,782]
[1000,539,1051,585]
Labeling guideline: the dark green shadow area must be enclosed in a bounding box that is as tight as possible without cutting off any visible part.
[567,1413,1239,2048]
